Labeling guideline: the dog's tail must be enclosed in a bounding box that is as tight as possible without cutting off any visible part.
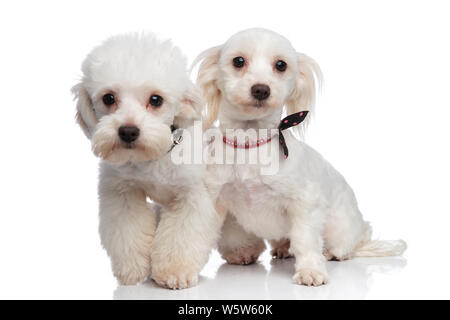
[353,239,407,257]
[352,222,407,257]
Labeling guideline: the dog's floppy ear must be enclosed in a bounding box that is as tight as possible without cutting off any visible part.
[194,45,222,130]
[286,53,322,137]
[173,82,204,128]
[72,83,98,139]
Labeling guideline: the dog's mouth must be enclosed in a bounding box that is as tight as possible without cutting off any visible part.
[242,99,266,109]
[252,100,266,108]
[98,142,166,165]
[121,142,137,149]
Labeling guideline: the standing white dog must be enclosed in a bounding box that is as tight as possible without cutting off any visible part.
[73,33,222,289]
[196,28,406,286]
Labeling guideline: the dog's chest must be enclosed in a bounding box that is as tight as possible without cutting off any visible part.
[223,167,290,240]
[116,160,184,206]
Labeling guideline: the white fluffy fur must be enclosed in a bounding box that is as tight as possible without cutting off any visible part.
[196,28,407,286]
[73,33,222,289]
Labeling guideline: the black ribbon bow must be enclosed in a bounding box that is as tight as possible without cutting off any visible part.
[278,111,309,159]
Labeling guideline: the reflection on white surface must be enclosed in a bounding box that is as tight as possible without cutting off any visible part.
[114,250,407,300]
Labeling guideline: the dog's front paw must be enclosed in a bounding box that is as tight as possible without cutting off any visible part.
[152,269,198,290]
[293,268,328,286]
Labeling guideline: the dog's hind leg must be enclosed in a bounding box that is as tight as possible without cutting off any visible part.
[218,213,266,265]
[323,189,406,260]
[322,189,369,261]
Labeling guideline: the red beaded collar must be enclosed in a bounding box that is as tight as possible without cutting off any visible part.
[222,136,273,149]
[221,111,309,159]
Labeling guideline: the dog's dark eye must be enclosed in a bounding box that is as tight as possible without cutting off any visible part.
[102,93,115,106]
[149,95,163,107]
[233,56,245,68]
[275,60,287,72]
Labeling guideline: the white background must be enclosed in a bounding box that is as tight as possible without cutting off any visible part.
[0,0,449,299]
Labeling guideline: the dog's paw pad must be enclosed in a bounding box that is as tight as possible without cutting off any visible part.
[293,268,328,286]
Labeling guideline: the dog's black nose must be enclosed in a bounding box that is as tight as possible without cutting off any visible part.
[118,126,140,143]
[251,84,271,101]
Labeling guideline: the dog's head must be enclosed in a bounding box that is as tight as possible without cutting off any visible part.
[196,28,321,134]
[73,33,202,164]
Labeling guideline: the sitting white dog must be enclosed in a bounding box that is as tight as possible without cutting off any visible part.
[73,33,222,289]
[196,28,406,286]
